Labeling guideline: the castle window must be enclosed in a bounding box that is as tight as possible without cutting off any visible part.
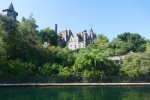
[75,45,76,48]
[75,39,76,42]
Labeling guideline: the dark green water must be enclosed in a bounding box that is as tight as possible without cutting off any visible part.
[0,86,150,100]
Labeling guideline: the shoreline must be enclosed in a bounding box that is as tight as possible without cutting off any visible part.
[1,83,150,87]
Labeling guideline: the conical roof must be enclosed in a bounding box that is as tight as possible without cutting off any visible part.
[2,3,18,16]
[8,3,15,11]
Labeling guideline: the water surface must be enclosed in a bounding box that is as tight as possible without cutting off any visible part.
[0,86,150,100]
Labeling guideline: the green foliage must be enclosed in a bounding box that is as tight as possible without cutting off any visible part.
[58,67,74,77]
[120,53,150,77]
[109,40,132,56]
[116,32,146,52]
[0,14,17,33]
[1,59,35,76]
[0,14,150,80]
[2,15,39,61]
[0,37,6,60]
[94,34,109,50]
[35,46,61,66]
[95,34,109,44]
[39,63,59,76]
[56,47,75,67]
[39,27,58,46]
[0,37,7,76]
[0,14,62,76]
[146,40,150,52]
[18,15,38,33]
[73,47,119,77]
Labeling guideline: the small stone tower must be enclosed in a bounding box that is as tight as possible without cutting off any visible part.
[2,3,18,21]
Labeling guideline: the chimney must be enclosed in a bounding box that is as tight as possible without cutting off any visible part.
[54,24,57,34]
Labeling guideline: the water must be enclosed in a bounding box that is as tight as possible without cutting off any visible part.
[0,86,150,100]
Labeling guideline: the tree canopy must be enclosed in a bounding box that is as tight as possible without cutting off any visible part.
[0,14,150,80]
[116,32,146,52]
[39,27,58,46]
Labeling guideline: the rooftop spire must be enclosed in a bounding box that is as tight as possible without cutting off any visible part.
[8,3,15,11]
[89,27,93,33]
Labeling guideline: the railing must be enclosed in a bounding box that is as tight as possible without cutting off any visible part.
[0,76,150,84]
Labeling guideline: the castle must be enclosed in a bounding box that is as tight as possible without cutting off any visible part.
[2,3,97,50]
[55,24,97,50]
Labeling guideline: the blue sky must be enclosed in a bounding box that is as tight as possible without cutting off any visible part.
[0,0,150,40]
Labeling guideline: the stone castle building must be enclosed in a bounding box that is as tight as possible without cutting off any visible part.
[2,3,18,21]
[56,24,97,50]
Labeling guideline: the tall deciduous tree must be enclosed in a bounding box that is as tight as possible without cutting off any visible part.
[39,27,58,46]
[8,15,39,61]
[120,53,150,77]
[116,32,146,52]
[0,14,17,34]
[56,47,75,67]
[73,45,119,77]
[109,40,132,56]
[94,34,109,49]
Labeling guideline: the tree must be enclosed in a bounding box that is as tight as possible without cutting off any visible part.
[94,34,109,49]
[146,40,150,52]
[6,15,39,61]
[0,37,6,59]
[39,63,59,76]
[116,32,146,52]
[39,27,58,46]
[1,59,35,76]
[109,40,132,56]
[0,36,7,76]
[35,46,61,67]
[0,14,17,34]
[70,34,119,77]
[56,47,75,67]
[73,46,119,77]
[120,52,150,77]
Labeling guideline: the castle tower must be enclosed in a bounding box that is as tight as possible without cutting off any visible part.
[2,3,18,21]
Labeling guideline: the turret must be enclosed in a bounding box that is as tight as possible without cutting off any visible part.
[89,27,94,39]
[2,3,18,21]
